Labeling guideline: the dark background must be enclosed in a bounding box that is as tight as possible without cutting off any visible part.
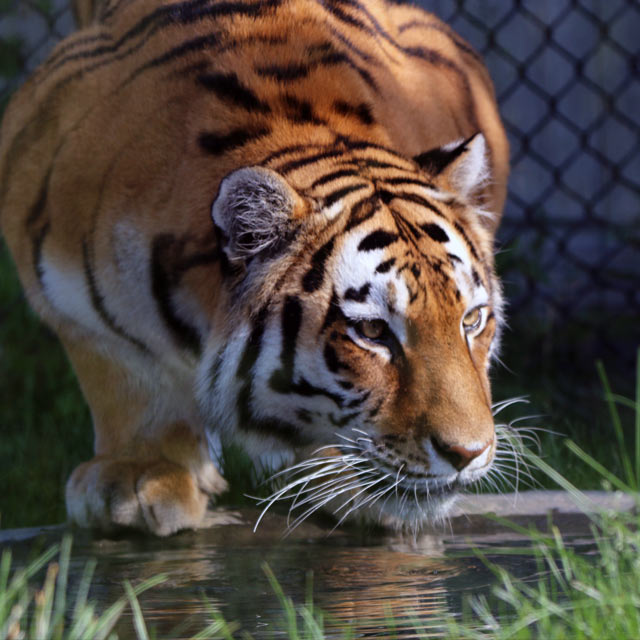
[1,0,638,527]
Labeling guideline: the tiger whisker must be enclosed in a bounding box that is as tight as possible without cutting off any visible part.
[288,477,369,528]
[332,475,400,530]
[288,469,377,512]
[285,479,374,534]
[331,473,392,515]
[491,396,530,415]
[254,463,356,530]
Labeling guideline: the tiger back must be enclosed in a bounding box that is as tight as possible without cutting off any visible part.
[0,0,509,535]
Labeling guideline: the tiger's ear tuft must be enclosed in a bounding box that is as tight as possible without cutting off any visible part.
[414,133,489,200]
[212,167,302,263]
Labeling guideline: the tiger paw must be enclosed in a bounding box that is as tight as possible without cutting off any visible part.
[65,456,227,536]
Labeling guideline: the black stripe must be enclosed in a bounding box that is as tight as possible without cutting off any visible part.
[321,290,342,332]
[414,139,470,176]
[81,240,150,353]
[325,0,459,75]
[100,0,129,21]
[197,72,270,112]
[26,175,51,285]
[403,219,423,241]
[150,234,203,354]
[344,196,379,231]
[322,183,369,208]
[363,159,411,171]
[262,143,314,164]
[198,127,269,154]
[344,282,370,302]
[322,0,370,32]
[368,399,383,419]
[268,296,302,394]
[333,100,374,125]
[302,236,335,293]
[45,32,113,68]
[358,229,398,252]
[50,0,218,75]
[257,51,349,81]
[454,221,480,260]
[241,417,307,443]
[396,19,483,63]
[64,1,286,91]
[286,377,344,407]
[310,168,360,189]
[282,94,324,124]
[396,191,446,218]
[324,0,476,124]
[384,176,437,189]
[236,306,269,380]
[267,298,345,407]
[329,411,359,428]
[346,390,369,408]
[257,62,308,81]
[26,174,50,227]
[334,137,410,159]
[379,189,394,205]
[276,148,344,175]
[271,140,412,175]
[375,257,395,273]
[420,223,449,243]
[257,46,376,90]
[235,305,306,444]
[53,0,282,74]
[131,33,269,80]
[323,343,351,373]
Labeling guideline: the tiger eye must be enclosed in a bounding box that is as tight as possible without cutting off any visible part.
[462,307,482,330]
[359,319,386,340]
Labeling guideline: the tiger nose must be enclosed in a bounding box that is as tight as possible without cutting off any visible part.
[431,437,490,471]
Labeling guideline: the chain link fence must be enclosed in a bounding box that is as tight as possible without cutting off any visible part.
[1,0,639,374]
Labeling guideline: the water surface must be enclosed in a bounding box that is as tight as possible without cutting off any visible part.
[2,492,622,638]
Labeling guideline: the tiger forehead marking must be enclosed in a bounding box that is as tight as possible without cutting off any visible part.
[1,0,510,535]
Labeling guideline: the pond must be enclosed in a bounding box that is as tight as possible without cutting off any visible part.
[1,491,633,638]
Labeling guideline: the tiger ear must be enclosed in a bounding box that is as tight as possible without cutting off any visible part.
[414,133,489,200]
[212,167,303,264]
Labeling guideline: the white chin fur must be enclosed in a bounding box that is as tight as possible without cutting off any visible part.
[359,489,459,530]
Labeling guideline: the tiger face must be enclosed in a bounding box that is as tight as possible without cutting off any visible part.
[201,134,502,528]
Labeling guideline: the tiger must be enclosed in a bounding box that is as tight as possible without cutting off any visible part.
[0,0,509,536]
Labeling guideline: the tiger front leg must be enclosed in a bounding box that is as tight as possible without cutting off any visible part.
[62,336,227,536]
[65,450,225,536]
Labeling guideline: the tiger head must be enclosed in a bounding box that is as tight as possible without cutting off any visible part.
[200,133,503,530]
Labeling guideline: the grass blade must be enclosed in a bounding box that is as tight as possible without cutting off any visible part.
[597,360,635,488]
[124,580,149,640]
